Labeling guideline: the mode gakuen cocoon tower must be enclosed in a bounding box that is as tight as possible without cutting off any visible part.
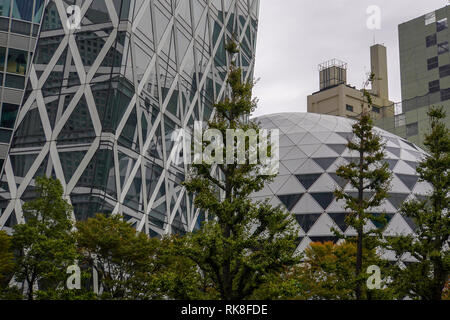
[0,0,260,237]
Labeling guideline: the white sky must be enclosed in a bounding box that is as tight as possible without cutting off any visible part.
[252,0,448,117]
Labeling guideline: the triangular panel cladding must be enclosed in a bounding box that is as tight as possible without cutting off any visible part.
[295,173,322,190]
[396,174,419,191]
[328,213,350,233]
[326,144,347,155]
[310,193,334,210]
[295,214,321,233]
[328,173,348,189]
[387,193,409,210]
[277,194,304,211]
[313,158,337,171]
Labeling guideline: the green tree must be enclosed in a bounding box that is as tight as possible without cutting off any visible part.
[181,42,300,300]
[293,242,392,300]
[76,214,164,300]
[384,107,449,300]
[333,75,392,299]
[155,235,219,300]
[0,231,15,293]
[12,176,78,300]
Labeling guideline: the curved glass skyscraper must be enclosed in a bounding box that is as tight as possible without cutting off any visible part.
[0,0,260,237]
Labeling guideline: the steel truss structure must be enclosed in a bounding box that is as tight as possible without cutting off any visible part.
[0,0,260,237]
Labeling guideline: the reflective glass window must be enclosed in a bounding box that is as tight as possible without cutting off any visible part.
[5,73,24,89]
[33,0,44,23]
[441,88,450,101]
[0,0,10,17]
[440,64,450,78]
[426,34,437,47]
[6,48,27,75]
[0,16,8,30]
[11,19,30,35]
[437,18,448,32]
[429,80,440,93]
[425,12,436,25]
[427,56,439,70]
[438,41,449,55]
[0,128,12,143]
[11,0,32,21]
[1,103,19,128]
[0,46,5,70]
[406,122,419,138]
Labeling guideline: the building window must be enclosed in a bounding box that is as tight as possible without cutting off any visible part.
[425,12,436,25]
[441,88,450,101]
[346,104,353,112]
[437,18,448,32]
[11,0,33,21]
[33,0,45,23]
[428,56,439,70]
[395,114,406,128]
[0,0,11,18]
[6,48,28,75]
[426,34,437,47]
[438,41,449,55]
[0,46,5,70]
[406,122,419,137]
[372,106,380,113]
[0,103,19,128]
[429,80,440,93]
[440,64,450,78]
[5,74,24,89]
[11,20,31,35]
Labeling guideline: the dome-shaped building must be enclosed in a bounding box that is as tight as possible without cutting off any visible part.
[252,113,431,253]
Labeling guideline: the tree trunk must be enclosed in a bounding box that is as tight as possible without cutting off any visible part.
[356,226,363,300]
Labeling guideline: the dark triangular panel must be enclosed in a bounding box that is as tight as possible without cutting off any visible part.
[277,194,304,211]
[328,212,350,233]
[295,174,322,190]
[386,147,401,158]
[404,161,419,171]
[396,174,419,191]
[327,144,347,155]
[328,173,348,189]
[295,214,321,233]
[383,159,399,170]
[337,132,354,141]
[403,216,417,231]
[313,158,337,171]
[370,213,395,229]
[388,193,409,209]
[294,237,304,247]
[310,193,334,210]
[401,139,418,150]
[386,136,400,147]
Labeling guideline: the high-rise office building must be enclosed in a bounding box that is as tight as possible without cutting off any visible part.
[375,5,450,149]
[0,0,260,237]
[0,0,46,174]
[307,44,395,120]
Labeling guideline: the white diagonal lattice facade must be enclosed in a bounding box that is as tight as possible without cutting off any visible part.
[0,0,260,237]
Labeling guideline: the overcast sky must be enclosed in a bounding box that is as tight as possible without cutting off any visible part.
[252,0,448,117]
